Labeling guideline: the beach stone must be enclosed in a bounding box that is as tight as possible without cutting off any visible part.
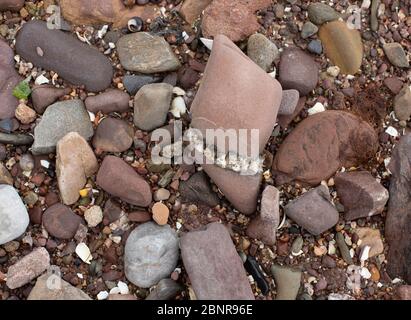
[123,74,162,95]
[284,185,339,235]
[396,286,411,300]
[42,204,82,240]
[0,132,33,145]
[96,155,152,207]
[247,33,279,72]
[117,33,181,73]
[146,278,183,300]
[383,43,410,68]
[246,186,280,245]
[0,163,13,185]
[202,0,272,42]
[15,104,36,124]
[15,20,113,92]
[278,96,306,128]
[384,77,403,95]
[84,206,103,227]
[273,111,378,186]
[386,134,411,283]
[180,0,213,24]
[307,40,323,55]
[31,85,71,114]
[28,272,92,300]
[181,223,254,300]
[179,171,219,207]
[278,89,300,116]
[124,222,179,288]
[301,21,318,39]
[152,202,169,226]
[370,0,380,31]
[278,47,319,96]
[0,39,22,120]
[0,0,24,11]
[0,185,29,245]
[393,85,411,121]
[271,265,301,300]
[93,117,133,153]
[308,3,339,25]
[85,89,130,114]
[31,100,94,155]
[335,171,389,220]
[356,227,384,258]
[319,21,363,75]
[60,0,159,28]
[6,247,50,289]
[133,83,173,131]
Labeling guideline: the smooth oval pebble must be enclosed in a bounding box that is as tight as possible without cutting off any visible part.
[15,20,113,92]
[152,202,169,226]
[42,203,82,240]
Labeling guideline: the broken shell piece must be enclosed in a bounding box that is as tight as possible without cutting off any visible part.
[200,37,213,51]
[385,126,398,137]
[117,281,129,295]
[35,74,49,85]
[97,291,109,300]
[360,245,370,263]
[360,267,371,279]
[173,87,186,96]
[170,97,187,118]
[75,243,93,264]
[307,102,325,115]
[109,287,121,295]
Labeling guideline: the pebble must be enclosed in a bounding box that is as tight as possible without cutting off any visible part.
[170,96,187,118]
[247,33,279,72]
[123,75,162,95]
[42,204,82,240]
[3,240,19,253]
[153,188,170,201]
[32,100,94,155]
[0,185,29,245]
[15,103,36,124]
[125,222,179,288]
[179,172,219,207]
[146,278,183,300]
[370,0,380,31]
[356,228,384,258]
[133,83,173,131]
[152,202,169,226]
[117,32,181,73]
[85,89,130,114]
[308,3,340,25]
[180,0,213,25]
[0,132,33,145]
[278,89,300,116]
[301,22,318,39]
[56,132,98,205]
[0,0,24,12]
[383,43,409,68]
[31,85,71,114]
[335,232,353,264]
[6,247,50,289]
[0,163,13,185]
[291,236,304,255]
[92,117,134,153]
[16,21,113,92]
[271,265,301,300]
[84,206,103,228]
[19,153,34,171]
[393,85,411,121]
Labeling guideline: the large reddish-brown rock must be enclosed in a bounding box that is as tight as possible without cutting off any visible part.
[386,134,411,284]
[180,223,254,300]
[42,204,82,240]
[0,0,24,12]
[396,285,411,300]
[202,0,272,42]
[273,111,378,186]
[60,0,160,28]
[96,155,152,207]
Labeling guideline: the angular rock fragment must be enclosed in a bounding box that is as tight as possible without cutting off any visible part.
[85,89,130,114]
[31,85,71,114]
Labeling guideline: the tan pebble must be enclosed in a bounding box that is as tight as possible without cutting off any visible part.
[102,226,111,235]
[242,238,251,251]
[152,202,169,226]
[15,104,36,124]
[369,264,380,282]
[314,245,327,256]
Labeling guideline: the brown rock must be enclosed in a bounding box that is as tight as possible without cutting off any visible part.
[273,111,378,186]
[335,171,389,220]
[356,227,384,258]
[202,0,272,42]
[180,223,254,299]
[29,206,43,225]
[103,199,123,223]
[15,104,36,124]
[246,185,280,245]
[396,286,411,300]
[85,89,130,114]
[43,204,82,239]
[0,0,24,12]
[60,0,160,28]
[319,20,363,75]
[393,85,411,121]
[384,77,403,95]
[96,155,152,207]
[31,85,71,114]
[278,96,306,129]
[0,162,13,185]
[180,0,213,25]
[152,202,169,226]
[128,211,151,223]
[278,89,300,116]
[93,117,133,153]
[179,171,220,207]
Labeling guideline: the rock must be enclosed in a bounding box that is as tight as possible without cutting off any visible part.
[152,202,169,226]
[28,272,92,300]
[31,85,71,114]
[180,0,213,24]
[15,21,113,92]
[153,188,170,202]
[384,77,404,95]
[31,100,94,155]
[370,0,380,31]
[278,89,300,116]
[179,171,219,207]
[308,40,322,55]
[124,222,179,288]
[244,256,269,295]
[0,0,24,12]
[386,134,411,283]
[84,206,103,227]
[0,185,29,245]
[383,43,409,68]
[273,111,378,186]
[278,96,306,129]
[278,47,319,96]
[181,223,254,299]
[284,185,339,235]
[202,0,272,42]
[123,74,162,95]
[356,227,384,258]
[133,83,173,131]
[43,204,82,239]
[271,265,301,300]
[56,132,98,205]
[146,278,183,300]
[96,155,152,207]
[92,117,133,153]
[301,22,318,39]
[396,286,411,300]
[393,85,411,121]
[335,171,389,220]
[177,66,200,89]
[335,232,353,264]
[15,104,36,124]
[6,248,50,289]
[0,163,13,185]
[0,132,33,145]
[0,39,22,120]
[247,33,279,72]
[85,89,130,114]
[308,3,340,25]
[319,21,363,75]
[108,294,136,300]
[60,0,159,28]
[117,33,181,73]
[246,185,280,245]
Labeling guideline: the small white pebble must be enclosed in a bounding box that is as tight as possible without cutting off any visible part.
[109,287,121,295]
[88,111,95,122]
[97,291,109,300]
[308,102,325,115]
[35,74,49,85]
[117,281,129,295]
[360,245,370,262]
[170,96,187,118]
[97,25,108,39]
[172,87,186,96]
[77,273,83,279]
[392,278,402,284]
[40,160,50,169]
[75,243,92,264]
[385,126,398,137]
[200,38,213,51]
[360,267,371,279]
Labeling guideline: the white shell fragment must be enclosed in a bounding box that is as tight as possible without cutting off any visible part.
[385,126,399,137]
[308,102,325,115]
[360,245,371,263]
[172,87,186,96]
[75,243,93,264]
[360,267,372,279]
[170,97,187,118]
[40,160,50,169]
[117,281,130,295]
[200,38,213,51]
[97,291,109,300]
[35,74,49,85]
